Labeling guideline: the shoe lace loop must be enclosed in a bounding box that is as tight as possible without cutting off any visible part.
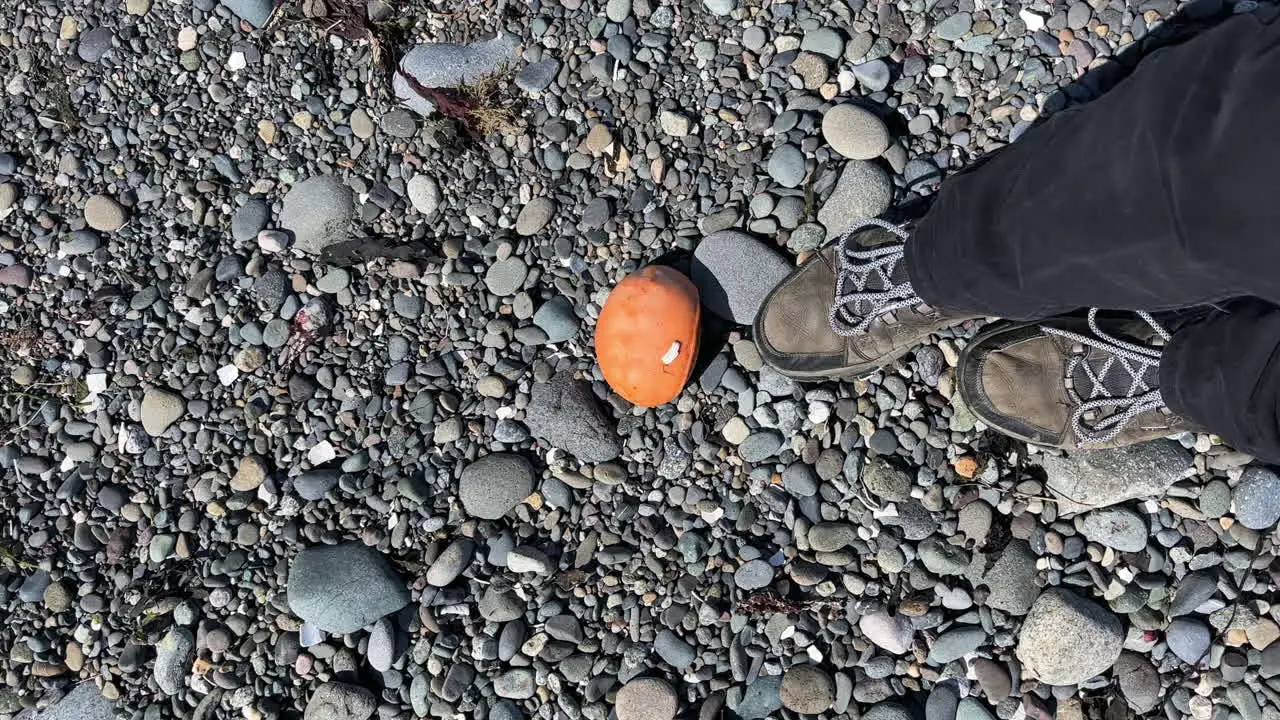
[1040,309,1171,446]
[828,219,918,337]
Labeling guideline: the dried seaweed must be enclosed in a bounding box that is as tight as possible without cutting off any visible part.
[735,592,842,617]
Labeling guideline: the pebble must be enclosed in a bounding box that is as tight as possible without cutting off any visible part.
[304,682,375,720]
[516,197,556,236]
[407,175,441,215]
[84,195,126,231]
[738,430,784,462]
[734,559,774,590]
[525,373,621,462]
[935,12,973,40]
[690,231,791,324]
[1016,589,1123,685]
[616,678,678,720]
[77,28,113,63]
[1114,653,1160,712]
[1042,440,1190,513]
[494,669,536,699]
[485,258,529,296]
[860,611,913,654]
[654,630,696,670]
[459,454,534,519]
[1232,467,1280,529]
[286,543,409,634]
[852,60,891,91]
[1078,507,1148,552]
[280,176,354,255]
[153,627,194,695]
[822,105,891,160]
[426,538,475,587]
[955,698,995,720]
[0,264,33,288]
[780,665,834,714]
[531,296,578,342]
[659,110,692,137]
[968,540,1039,614]
[817,160,893,231]
[702,0,735,15]
[140,389,185,437]
[222,0,275,27]
[367,618,395,671]
[516,59,561,93]
[1166,618,1211,664]
[767,145,807,188]
[927,626,987,664]
[393,36,521,112]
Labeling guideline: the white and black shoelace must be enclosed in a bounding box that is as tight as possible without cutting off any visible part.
[827,219,919,337]
[1041,308,1172,445]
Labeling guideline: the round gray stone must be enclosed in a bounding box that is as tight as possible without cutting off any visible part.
[780,665,834,714]
[1233,467,1280,529]
[767,144,807,188]
[738,430,784,462]
[935,12,973,41]
[822,104,891,160]
[690,230,792,324]
[232,198,269,241]
[459,454,535,519]
[425,538,476,587]
[84,195,126,232]
[1015,588,1123,685]
[407,175,441,215]
[279,176,354,255]
[140,389,185,437]
[734,559,774,590]
[532,296,579,342]
[524,373,620,462]
[817,161,892,231]
[516,197,555,236]
[153,627,194,695]
[286,543,409,635]
[485,258,528,296]
[616,677,678,720]
[1166,618,1211,664]
[1078,507,1148,552]
[515,59,561,93]
[852,59,891,91]
[303,682,375,720]
[78,28,114,62]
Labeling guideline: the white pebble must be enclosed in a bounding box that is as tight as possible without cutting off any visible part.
[227,51,246,71]
[177,27,197,51]
[308,441,336,465]
[257,230,290,253]
[1020,8,1047,31]
[217,365,239,386]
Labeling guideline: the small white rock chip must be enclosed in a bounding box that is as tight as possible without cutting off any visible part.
[217,365,240,386]
[308,440,337,465]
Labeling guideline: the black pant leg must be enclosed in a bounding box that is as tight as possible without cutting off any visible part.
[1161,301,1280,463]
[906,8,1280,319]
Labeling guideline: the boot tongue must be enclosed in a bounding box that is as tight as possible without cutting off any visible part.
[1071,344,1160,402]
[849,250,910,315]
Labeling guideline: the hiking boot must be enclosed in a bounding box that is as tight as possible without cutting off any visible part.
[958,309,1195,450]
[754,219,982,380]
